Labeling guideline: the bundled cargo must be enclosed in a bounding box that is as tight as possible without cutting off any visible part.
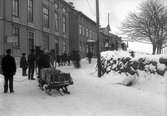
[159,57,167,65]
[39,68,73,95]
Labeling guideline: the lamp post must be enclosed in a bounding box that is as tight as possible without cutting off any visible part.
[96,0,102,77]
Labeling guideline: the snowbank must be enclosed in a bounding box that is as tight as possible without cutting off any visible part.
[100,51,167,95]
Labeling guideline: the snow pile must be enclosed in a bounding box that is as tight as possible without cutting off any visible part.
[0,59,166,116]
[100,51,167,87]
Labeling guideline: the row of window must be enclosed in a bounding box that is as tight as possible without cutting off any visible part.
[79,25,97,40]
[12,0,66,33]
[11,25,34,50]
[11,25,51,51]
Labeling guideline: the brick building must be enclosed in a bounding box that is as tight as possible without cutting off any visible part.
[0,0,70,57]
[69,7,97,57]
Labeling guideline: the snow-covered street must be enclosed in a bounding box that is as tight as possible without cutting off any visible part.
[0,59,166,116]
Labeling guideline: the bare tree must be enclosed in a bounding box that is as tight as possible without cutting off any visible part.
[121,0,167,54]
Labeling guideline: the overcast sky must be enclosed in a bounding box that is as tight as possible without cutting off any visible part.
[67,0,167,35]
[66,0,167,53]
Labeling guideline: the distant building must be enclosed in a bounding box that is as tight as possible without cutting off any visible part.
[0,0,70,56]
[69,8,97,57]
[100,27,122,51]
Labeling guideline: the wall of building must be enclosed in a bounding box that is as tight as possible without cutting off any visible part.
[78,13,97,57]
[69,9,79,54]
[0,0,70,57]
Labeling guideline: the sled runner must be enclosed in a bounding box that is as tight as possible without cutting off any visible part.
[39,68,73,95]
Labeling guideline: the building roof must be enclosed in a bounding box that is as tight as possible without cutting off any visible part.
[65,1,97,26]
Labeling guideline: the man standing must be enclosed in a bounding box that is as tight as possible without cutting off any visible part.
[1,49,16,93]
[20,53,28,76]
[28,49,35,80]
[87,51,93,64]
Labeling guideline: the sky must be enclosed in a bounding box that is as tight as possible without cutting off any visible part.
[66,0,167,53]
[67,0,147,35]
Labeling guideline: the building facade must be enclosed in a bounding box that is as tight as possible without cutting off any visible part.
[69,8,97,58]
[0,0,70,57]
[100,27,122,51]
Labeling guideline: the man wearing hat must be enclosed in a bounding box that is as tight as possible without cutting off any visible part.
[20,53,28,76]
[1,49,16,93]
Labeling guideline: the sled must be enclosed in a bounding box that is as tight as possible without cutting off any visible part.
[39,68,73,96]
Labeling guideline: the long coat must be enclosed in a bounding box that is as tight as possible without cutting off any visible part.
[20,56,28,69]
[1,55,16,76]
[38,54,50,69]
[28,54,36,67]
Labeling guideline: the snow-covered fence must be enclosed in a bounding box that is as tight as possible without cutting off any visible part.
[100,51,167,77]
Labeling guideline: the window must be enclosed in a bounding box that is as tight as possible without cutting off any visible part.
[82,26,85,36]
[12,25,20,47]
[89,30,91,39]
[12,0,19,17]
[28,32,34,50]
[43,34,49,50]
[54,12,58,31]
[54,0,58,10]
[63,40,66,52]
[79,25,82,35]
[43,7,49,28]
[63,7,66,14]
[62,16,66,33]
[86,28,88,37]
[28,0,33,22]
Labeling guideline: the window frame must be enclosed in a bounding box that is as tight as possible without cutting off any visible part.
[12,0,19,17]
[42,6,49,28]
[28,0,33,22]
[28,31,35,50]
[12,25,20,48]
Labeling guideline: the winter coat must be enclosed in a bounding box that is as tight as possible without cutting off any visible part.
[87,52,93,59]
[1,55,16,76]
[38,54,50,69]
[20,56,28,69]
[28,54,36,67]
[56,55,60,63]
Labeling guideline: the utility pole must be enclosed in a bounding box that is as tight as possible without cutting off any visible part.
[3,0,6,55]
[96,0,101,77]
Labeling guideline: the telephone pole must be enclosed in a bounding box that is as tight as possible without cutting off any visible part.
[96,0,101,77]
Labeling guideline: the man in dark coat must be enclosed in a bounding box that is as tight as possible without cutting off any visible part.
[1,49,16,93]
[87,51,93,64]
[37,50,50,84]
[28,49,36,80]
[20,53,28,76]
[56,54,60,66]
[38,51,50,70]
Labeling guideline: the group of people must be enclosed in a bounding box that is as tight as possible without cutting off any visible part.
[56,53,71,66]
[1,48,54,93]
[1,48,92,93]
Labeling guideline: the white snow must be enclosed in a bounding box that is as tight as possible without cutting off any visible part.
[0,58,166,116]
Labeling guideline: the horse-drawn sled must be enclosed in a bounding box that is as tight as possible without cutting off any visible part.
[39,68,73,95]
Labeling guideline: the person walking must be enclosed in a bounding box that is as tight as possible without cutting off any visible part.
[87,51,93,64]
[20,53,28,76]
[28,49,36,80]
[56,54,60,66]
[67,53,71,66]
[1,49,16,93]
